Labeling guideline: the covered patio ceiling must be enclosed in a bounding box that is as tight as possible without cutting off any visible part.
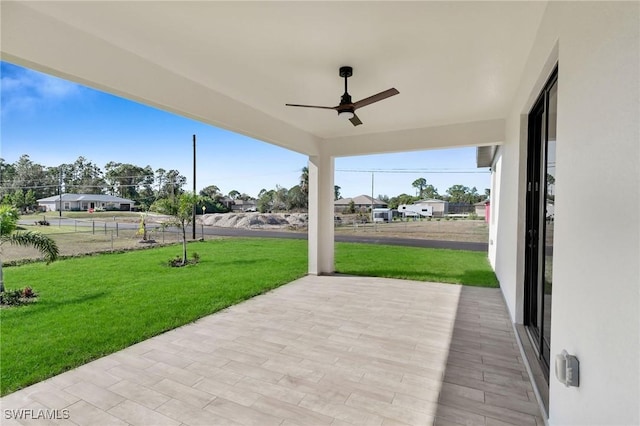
[1,1,547,157]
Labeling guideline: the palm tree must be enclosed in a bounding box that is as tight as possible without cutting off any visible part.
[300,167,309,195]
[1,206,59,293]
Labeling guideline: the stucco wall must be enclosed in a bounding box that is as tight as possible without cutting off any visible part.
[487,146,502,270]
[495,2,639,424]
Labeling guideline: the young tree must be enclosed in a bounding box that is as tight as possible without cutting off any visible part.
[334,185,341,201]
[153,192,200,266]
[1,206,59,292]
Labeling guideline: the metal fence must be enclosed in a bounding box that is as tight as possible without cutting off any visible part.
[7,218,187,263]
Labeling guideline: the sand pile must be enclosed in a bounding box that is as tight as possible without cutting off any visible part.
[200,213,308,229]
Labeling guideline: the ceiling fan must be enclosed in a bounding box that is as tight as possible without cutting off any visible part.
[286,66,399,126]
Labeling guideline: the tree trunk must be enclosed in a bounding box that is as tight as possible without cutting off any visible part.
[181,220,187,266]
[0,259,5,293]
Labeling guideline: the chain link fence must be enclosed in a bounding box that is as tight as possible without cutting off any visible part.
[6,218,189,263]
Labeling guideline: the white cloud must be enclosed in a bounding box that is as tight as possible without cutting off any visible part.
[1,63,84,116]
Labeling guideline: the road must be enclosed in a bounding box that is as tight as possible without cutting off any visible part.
[22,218,488,252]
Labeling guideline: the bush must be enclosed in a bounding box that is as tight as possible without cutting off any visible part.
[167,252,201,268]
[0,287,38,307]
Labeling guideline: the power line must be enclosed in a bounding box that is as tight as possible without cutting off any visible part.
[336,169,491,174]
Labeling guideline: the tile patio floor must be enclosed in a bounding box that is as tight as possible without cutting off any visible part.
[0,275,544,426]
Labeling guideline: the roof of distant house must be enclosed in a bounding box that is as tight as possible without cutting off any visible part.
[335,195,387,206]
[414,198,447,204]
[37,194,136,203]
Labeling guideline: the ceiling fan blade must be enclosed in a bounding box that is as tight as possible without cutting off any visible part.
[285,103,336,110]
[349,114,363,126]
[352,88,399,110]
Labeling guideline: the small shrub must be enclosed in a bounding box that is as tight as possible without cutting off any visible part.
[167,256,184,267]
[21,287,35,298]
[468,212,479,220]
[1,287,38,307]
[167,252,200,268]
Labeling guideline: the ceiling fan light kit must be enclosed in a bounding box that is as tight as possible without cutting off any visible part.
[338,110,355,120]
[286,66,398,127]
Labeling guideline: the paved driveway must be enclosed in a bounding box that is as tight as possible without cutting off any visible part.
[0,276,542,425]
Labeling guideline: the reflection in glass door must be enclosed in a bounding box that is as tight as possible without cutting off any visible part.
[525,67,557,378]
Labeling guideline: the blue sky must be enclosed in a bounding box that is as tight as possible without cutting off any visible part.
[1,61,490,199]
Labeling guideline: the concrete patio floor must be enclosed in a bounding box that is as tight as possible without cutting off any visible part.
[0,275,544,426]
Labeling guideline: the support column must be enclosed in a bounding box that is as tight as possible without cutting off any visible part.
[308,154,335,275]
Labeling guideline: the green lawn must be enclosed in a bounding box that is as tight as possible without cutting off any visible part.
[1,238,497,395]
[336,242,498,287]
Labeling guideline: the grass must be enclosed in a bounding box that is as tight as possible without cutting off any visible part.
[336,242,498,287]
[0,238,307,395]
[0,238,497,395]
[3,225,184,263]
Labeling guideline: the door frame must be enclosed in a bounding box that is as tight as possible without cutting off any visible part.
[523,65,558,381]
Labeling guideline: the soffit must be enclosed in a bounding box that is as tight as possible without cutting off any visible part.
[1,1,547,155]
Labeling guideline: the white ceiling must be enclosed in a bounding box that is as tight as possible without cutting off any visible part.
[1,1,547,157]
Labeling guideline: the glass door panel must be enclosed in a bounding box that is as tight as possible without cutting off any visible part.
[525,67,557,378]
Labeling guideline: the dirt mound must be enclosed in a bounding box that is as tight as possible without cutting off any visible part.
[201,213,308,229]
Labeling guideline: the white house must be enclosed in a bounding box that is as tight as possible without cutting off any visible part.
[3,2,638,424]
[38,194,135,212]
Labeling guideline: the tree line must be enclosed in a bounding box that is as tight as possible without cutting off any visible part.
[378,177,489,210]
[1,155,488,214]
[0,155,311,214]
[0,155,190,212]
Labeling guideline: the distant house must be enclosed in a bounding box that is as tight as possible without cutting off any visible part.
[218,197,235,210]
[334,195,387,213]
[37,194,135,212]
[231,199,257,212]
[474,201,488,218]
[411,199,449,217]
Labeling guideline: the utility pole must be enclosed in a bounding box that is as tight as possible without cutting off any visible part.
[371,172,374,223]
[59,168,63,217]
[192,134,196,240]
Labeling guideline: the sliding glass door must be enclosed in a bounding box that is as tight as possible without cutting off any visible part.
[524,67,557,378]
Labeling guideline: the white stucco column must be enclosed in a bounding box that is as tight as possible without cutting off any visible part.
[308,154,335,275]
